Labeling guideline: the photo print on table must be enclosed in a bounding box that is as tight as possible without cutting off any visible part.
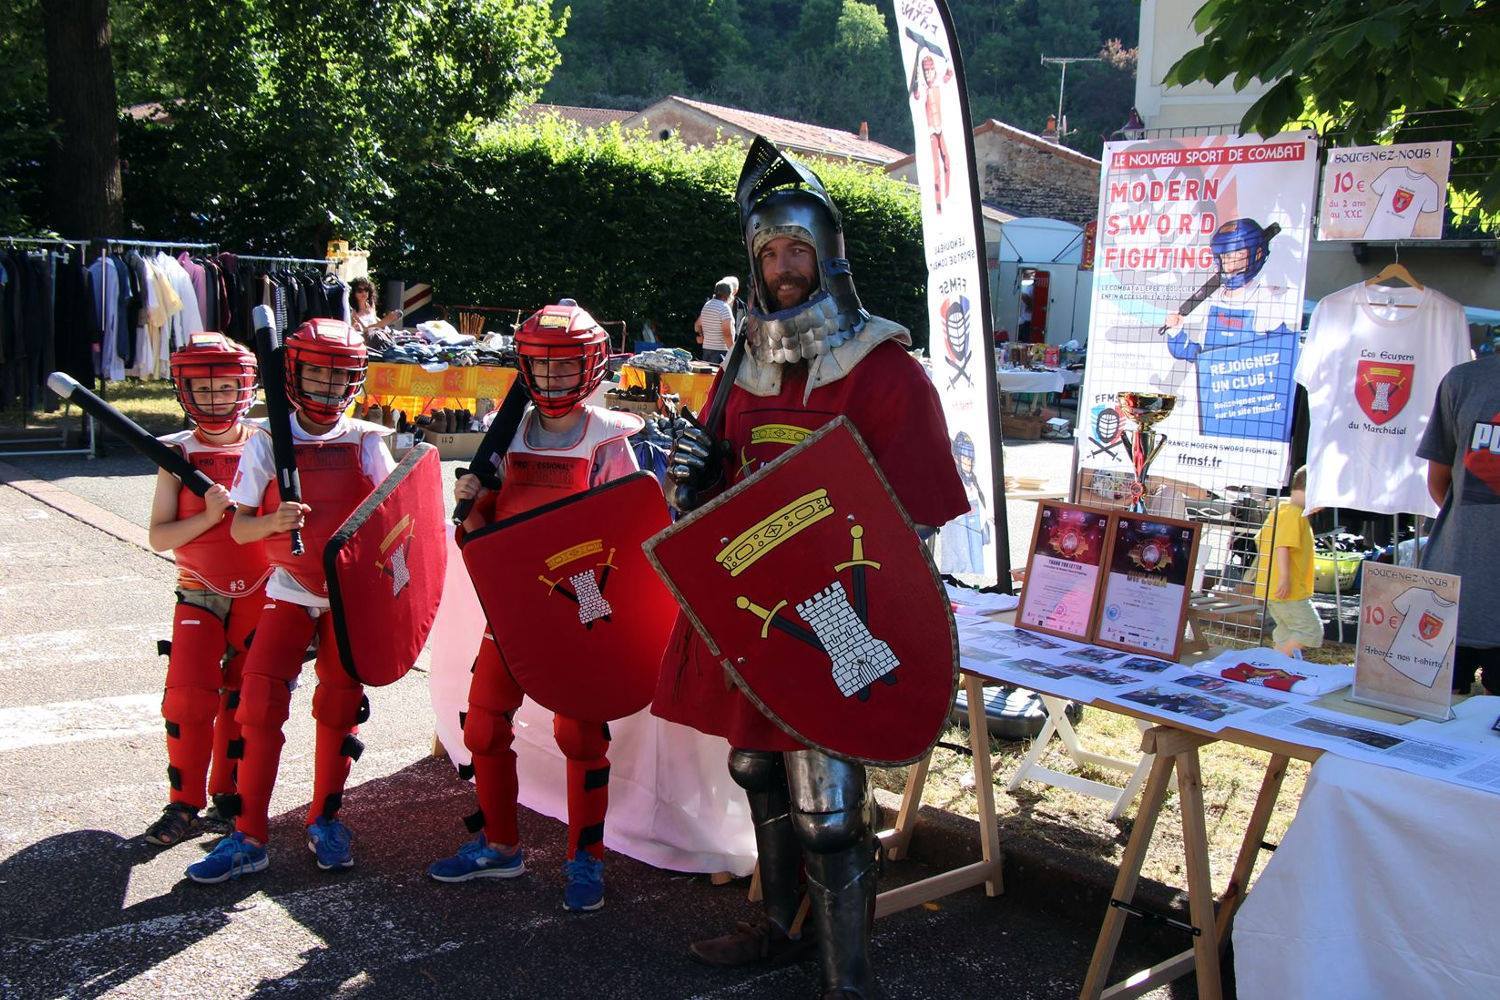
[1063,646,1129,665]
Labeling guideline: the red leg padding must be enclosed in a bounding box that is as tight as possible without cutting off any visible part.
[306,611,365,827]
[209,589,264,799]
[163,600,229,810]
[465,635,525,847]
[555,715,611,860]
[234,598,316,843]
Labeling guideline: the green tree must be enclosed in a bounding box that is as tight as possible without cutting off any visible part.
[1166,0,1500,210]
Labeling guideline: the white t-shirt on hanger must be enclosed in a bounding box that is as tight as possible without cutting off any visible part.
[1362,167,1443,240]
[1295,282,1470,515]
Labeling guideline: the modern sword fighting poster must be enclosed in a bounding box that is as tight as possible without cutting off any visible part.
[1079,132,1319,493]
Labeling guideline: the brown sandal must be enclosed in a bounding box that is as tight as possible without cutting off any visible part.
[144,803,202,847]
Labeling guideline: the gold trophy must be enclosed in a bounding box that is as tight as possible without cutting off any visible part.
[1116,391,1176,512]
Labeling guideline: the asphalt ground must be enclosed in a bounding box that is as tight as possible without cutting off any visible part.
[0,445,1198,1000]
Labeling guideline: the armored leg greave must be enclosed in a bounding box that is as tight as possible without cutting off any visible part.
[728,748,802,935]
[786,748,877,1000]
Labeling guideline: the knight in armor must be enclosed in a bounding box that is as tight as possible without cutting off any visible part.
[428,301,642,913]
[187,319,397,883]
[652,138,967,999]
[143,333,271,848]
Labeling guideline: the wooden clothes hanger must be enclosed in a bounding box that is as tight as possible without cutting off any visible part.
[1363,244,1423,308]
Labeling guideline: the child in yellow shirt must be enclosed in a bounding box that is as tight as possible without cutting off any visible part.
[1255,466,1323,657]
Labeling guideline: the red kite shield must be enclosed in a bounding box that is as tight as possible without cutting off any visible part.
[326,444,448,686]
[461,472,675,721]
[644,418,958,766]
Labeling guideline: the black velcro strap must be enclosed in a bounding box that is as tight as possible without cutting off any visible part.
[341,734,365,761]
[227,738,245,760]
[322,792,343,818]
[166,765,183,790]
[583,765,611,791]
[463,809,486,834]
[601,722,611,742]
[577,821,605,848]
[164,720,181,738]
[458,711,468,730]
[157,639,172,657]
[356,695,371,724]
[225,689,241,711]
[212,792,242,818]
[242,628,255,649]
[456,762,475,780]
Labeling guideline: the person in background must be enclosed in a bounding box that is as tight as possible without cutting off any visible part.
[349,277,401,334]
[1017,292,1034,343]
[695,280,734,364]
[1419,350,1500,694]
[1254,465,1323,658]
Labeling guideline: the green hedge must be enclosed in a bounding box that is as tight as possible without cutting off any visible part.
[377,119,928,351]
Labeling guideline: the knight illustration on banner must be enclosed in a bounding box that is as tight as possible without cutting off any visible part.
[653,136,966,1000]
[937,430,990,576]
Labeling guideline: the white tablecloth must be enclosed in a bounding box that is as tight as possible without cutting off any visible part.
[427,533,757,876]
[996,367,1082,393]
[1234,696,1500,999]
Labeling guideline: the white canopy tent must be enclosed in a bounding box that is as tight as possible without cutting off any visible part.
[992,217,1093,346]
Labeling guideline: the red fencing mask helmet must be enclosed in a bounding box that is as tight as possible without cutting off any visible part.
[169,332,259,433]
[285,318,367,423]
[515,300,610,418]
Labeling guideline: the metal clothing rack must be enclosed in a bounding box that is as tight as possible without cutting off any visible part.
[235,254,336,266]
[100,238,217,251]
[0,236,98,459]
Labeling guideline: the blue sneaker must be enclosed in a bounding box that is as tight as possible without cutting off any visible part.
[427,834,524,883]
[306,816,354,871]
[186,832,268,884]
[563,855,605,912]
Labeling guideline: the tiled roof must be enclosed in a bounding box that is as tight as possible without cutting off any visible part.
[885,118,1102,173]
[658,96,908,164]
[517,103,635,129]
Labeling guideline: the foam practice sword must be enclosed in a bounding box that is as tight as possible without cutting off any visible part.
[45,371,218,496]
[252,304,304,556]
[451,373,529,526]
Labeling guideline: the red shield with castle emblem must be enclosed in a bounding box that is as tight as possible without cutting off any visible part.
[1392,188,1415,214]
[644,419,958,766]
[1418,611,1443,641]
[325,444,448,686]
[461,473,675,721]
[1355,360,1413,425]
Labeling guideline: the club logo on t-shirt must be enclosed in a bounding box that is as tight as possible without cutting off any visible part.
[1462,417,1500,502]
[1392,188,1415,214]
[1355,360,1413,425]
[1418,610,1443,641]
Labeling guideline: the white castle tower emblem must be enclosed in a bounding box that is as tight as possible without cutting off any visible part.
[796,581,900,698]
[570,568,613,626]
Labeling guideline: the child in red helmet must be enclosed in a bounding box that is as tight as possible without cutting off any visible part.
[188,318,396,883]
[429,300,641,912]
[144,332,270,847]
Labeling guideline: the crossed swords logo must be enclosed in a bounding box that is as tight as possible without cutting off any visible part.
[736,523,901,701]
[539,547,618,629]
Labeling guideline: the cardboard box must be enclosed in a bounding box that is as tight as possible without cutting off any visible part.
[421,431,486,461]
[1003,414,1043,440]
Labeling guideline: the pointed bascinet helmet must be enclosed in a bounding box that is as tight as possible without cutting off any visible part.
[736,136,869,364]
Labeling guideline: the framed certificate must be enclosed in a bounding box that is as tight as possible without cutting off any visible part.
[1015,501,1113,643]
[1093,513,1201,661]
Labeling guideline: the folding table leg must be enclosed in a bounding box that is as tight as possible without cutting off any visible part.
[1215,753,1289,943]
[1080,746,1177,999]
